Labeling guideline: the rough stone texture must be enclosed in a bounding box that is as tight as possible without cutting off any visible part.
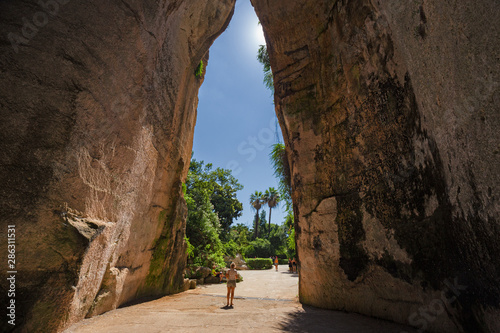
[224,253,249,270]
[0,0,235,331]
[189,279,197,289]
[204,275,220,284]
[196,266,212,279]
[251,0,499,332]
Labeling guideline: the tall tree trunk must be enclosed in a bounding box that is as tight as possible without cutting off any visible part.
[254,210,260,239]
[268,208,272,237]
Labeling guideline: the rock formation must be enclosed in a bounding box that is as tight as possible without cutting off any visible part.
[0,0,235,331]
[1,0,498,332]
[251,0,499,332]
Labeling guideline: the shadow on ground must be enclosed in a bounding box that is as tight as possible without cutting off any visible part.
[280,271,299,278]
[278,305,417,333]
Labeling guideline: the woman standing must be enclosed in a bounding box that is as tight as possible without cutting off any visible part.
[274,256,279,271]
[225,262,238,308]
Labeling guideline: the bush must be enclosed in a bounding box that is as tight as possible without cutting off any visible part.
[223,240,239,257]
[244,238,272,258]
[246,258,273,270]
[278,259,288,265]
[194,60,204,78]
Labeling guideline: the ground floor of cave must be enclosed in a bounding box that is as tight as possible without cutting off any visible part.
[64,266,417,332]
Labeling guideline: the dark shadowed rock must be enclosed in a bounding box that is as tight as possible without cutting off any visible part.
[0,0,235,331]
[251,0,499,332]
[204,275,221,284]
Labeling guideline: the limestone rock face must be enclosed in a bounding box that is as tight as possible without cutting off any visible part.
[0,0,235,331]
[251,0,499,332]
[225,253,249,270]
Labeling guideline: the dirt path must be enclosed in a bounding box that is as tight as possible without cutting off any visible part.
[65,266,417,332]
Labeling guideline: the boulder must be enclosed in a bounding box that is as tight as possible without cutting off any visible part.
[204,275,221,284]
[224,253,248,270]
[189,279,197,289]
[196,267,212,279]
[181,279,191,292]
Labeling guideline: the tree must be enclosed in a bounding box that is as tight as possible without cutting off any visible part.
[263,187,280,237]
[185,167,224,267]
[258,210,268,236]
[269,143,296,258]
[209,169,243,236]
[269,144,292,210]
[250,191,263,239]
[257,44,274,92]
[185,158,243,267]
[231,223,251,245]
[188,159,243,236]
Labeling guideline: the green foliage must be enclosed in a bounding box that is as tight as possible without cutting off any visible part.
[250,190,264,238]
[244,222,288,258]
[263,187,280,236]
[209,170,243,236]
[184,266,203,280]
[244,238,271,258]
[257,45,273,91]
[195,60,204,78]
[226,223,252,256]
[188,159,243,235]
[222,239,239,257]
[287,226,296,252]
[246,258,273,270]
[269,143,292,213]
[268,223,288,255]
[269,143,296,257]
[257,210,268,236]
[185,157,243,268]
[185,236,194,259]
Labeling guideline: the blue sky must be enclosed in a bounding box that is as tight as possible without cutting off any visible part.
[193,0,286,229]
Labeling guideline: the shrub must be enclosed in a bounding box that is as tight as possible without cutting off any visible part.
[185,266,203,279]
[246,258,273,270]
[223,239,239,257]
[194,60,204,78]
[278,259,288,265]
[244,238,272,258]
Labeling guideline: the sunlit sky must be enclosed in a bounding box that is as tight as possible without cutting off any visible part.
[193,0,286,229]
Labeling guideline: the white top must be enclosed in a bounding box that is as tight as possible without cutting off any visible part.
[227,268,238,280]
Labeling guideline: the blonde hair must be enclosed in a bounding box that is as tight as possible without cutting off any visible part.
[230,262,236,269]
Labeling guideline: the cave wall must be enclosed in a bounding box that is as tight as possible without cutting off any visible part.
[251,0,499,332]
[0,0,235,331]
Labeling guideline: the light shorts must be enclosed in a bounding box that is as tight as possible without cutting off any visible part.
[227,280,236,288]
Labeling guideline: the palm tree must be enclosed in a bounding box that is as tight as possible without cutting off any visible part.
[250,191,263,238]
[269,143,292,211]
[257,45,274,92]
[263,187,280,237]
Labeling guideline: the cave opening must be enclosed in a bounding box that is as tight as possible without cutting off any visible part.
[193,0,285,230]
[186,0,298,302]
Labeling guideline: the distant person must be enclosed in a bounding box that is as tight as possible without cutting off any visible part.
[274,256,279,271]
[225,262,238,308]
[292,257,297,273]
[288,258,292,272]
[212,265,223,283]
